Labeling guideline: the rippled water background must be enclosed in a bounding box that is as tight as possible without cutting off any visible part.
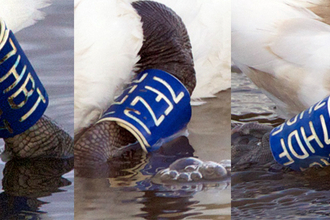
[75,90,231,220]
[231,71,330,219]
[3,2,328,219]
[231,71,283,126]
[0,1,74,219]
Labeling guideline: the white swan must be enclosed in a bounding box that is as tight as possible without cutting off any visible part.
[232,0,330,118]
[0,0,50,33]
[74,0,230,134]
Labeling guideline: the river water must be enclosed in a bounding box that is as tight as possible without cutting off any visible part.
[0,1,74,219]
[75,90,231,220]
[231,71,330,219]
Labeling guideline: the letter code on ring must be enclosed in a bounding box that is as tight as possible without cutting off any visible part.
[98,69,191,152]
[0,20,48,138]
[270,96,330,171]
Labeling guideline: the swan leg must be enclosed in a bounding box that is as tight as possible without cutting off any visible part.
[74,1,196,166]
[74,121,136,165]
[0,19,73,161]
[3,116,73,160]
[231,123,284,171]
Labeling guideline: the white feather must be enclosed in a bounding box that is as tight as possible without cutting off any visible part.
[74,0,143,134]
[74,0,230,134]
[232,0,330,118]
[156,0,231,99]
[0,0,51,33]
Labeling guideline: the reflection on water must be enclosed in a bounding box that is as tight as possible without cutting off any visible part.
[0,0,74,219]
[231,72,330,219]
[0,158,73,219]
[75,90,231,219]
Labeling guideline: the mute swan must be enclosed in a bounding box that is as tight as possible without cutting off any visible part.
[74,0,230,135]
[232,0,330,170]
[0,0,73,160]
[74,0,230,165]
[232,0,330,119]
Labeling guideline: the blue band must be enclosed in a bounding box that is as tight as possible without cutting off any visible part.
[0,21,48,138]
[99,69,191,152]
[270,96,330,171]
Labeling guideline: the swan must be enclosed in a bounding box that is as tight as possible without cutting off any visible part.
[0,0,73,160]
[232,0,330,170]
[74,0,230,165]
[74,0,230,136]
[232,0,330,119]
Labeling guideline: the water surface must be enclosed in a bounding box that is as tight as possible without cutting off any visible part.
[75,90,231,220]
[231,71,330,219]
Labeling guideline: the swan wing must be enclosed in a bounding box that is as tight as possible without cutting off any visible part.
[271,18,330,70]
[232,0,330,117]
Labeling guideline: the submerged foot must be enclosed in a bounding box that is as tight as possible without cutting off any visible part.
[154,157,230,183]
[231,123,285,171]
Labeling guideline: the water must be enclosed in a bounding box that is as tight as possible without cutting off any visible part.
[231,71,330,219]
[75,90,231,220]
[0,1,74,219]
[4,2,328,218]
[231,71,284,126]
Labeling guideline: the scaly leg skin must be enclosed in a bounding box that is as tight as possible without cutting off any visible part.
[74,1,196,166]
[231,123,286,171]
[2,115,73,161]
[74,121,136,166]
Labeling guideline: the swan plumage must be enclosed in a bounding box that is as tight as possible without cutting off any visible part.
[0,0,50,33]
[232,0,330,118]
[74,0,230,134]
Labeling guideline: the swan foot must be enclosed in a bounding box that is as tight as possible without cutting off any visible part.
[74,121,136,166]
[231,123,285,171]
[3,116,73,160]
